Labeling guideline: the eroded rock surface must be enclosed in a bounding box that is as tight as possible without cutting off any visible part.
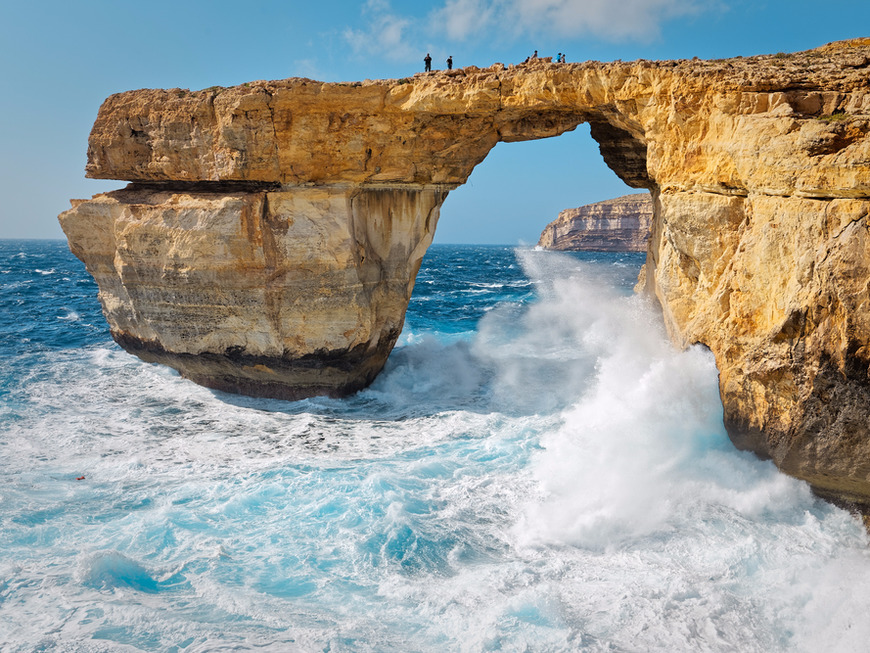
[538,193,653,251]
[61,184,444,398]
[61,39,870,508]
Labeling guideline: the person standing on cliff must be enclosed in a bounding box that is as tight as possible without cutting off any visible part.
[424,53,432,72]
[447,55,453,70]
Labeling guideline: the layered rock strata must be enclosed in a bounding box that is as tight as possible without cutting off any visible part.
[62,184,444,398]
[61,39,870,510]
[538,193,653,251]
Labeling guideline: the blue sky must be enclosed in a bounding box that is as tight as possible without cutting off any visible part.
[1,0,868,243]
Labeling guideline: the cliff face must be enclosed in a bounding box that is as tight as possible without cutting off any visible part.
[61,39,870,508]
[538,193,653,251]
[62,184,444,398]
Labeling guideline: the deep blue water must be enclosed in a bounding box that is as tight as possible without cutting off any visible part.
[2,240,870,652]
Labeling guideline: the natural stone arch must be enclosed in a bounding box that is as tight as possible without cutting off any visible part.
[66,63,663,401]
[61,41,870,511]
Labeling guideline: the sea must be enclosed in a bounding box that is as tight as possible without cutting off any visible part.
[2,239,870,652]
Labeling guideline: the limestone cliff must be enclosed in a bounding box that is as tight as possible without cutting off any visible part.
[61,39,870,510]
[61,184,443,399]
[538,193,652,251]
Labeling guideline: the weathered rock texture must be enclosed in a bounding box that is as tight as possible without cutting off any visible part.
[63,184,444,398]
[538,193,653,251]
[61,39,870,509]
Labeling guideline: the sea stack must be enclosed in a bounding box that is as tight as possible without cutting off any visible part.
[538,193,653,251]
[60,40,870,512]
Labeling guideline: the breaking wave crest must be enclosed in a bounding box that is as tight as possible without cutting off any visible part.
[2,242,870,652]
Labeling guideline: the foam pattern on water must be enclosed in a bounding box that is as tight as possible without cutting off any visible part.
[2,242,870,652]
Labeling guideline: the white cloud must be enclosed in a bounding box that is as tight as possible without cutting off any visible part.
[343,1,417,61]
[511,0,700,40]
[434,0,703,43]
[436,0,497,40]
[344,0,703,63]
[364,0,392,11]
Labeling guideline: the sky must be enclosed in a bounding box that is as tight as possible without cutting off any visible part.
[1,0,868,244]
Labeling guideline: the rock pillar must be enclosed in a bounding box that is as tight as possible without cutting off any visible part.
[60,184,447,399]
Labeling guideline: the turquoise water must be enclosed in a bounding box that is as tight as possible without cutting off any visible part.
[2,240,870,652]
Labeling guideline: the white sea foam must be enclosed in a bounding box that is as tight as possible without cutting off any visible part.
[3,250,870,651]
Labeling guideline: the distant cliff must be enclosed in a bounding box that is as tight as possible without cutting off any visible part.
[538,193,652,251]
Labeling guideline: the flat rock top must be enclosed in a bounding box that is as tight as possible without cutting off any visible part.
[569,193,652,209]
[85,39,870,188]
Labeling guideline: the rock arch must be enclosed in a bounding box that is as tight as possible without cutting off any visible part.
[60,41,870,510]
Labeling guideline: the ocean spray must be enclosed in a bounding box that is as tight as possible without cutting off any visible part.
[2,242,870,651]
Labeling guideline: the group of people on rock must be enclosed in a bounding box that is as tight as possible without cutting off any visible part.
[423,53,452,72]
[423,49,566,72]
[522,50,567,63]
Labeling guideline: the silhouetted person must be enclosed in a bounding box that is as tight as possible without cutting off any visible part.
[561,53,566,63]
[557,52,562,62]
[424,53,432,72]
[532,50,538,58]
[447,56,453,70]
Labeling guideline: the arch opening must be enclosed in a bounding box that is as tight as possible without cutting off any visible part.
[433,122,649,246]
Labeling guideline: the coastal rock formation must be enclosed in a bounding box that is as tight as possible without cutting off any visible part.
[61,39,870,509]
[538,193,653,251]
[61,184,444,398]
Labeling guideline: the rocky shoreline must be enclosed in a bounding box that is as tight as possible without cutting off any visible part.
[61,38,870,513]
